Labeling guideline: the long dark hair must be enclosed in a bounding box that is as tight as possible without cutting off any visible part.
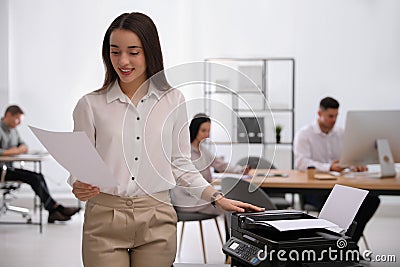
[189,113,211,143]
[100,12,169,91]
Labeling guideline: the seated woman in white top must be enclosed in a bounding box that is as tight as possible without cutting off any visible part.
[171,113,249,215]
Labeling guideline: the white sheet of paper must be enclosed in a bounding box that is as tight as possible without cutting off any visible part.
[318,184,368,231]
[261,218,338,232]
[29,126,116,189]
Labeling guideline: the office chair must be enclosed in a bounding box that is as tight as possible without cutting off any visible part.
[221,177,278,233]
[0,164,32,222]
[236,156,291,209]
[236,156,274,170]
[221,176,277,210]
[221,176,278,263]
[175,209,224,264]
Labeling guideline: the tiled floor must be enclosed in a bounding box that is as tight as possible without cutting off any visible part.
[0,196,399,267]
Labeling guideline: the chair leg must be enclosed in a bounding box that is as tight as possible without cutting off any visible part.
[4,203,31,221]
[224,214,231,264]
[362,235,370,250]
[1,193,31,221]
[6,204,30,215]
[33,195,40,214]
[178,222,185,257]
[198,220,207,264]
[214,218,224,245]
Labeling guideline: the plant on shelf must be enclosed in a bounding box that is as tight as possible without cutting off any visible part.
[275,124,283,143]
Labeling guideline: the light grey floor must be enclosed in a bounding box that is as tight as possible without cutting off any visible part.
[0,196,399,267]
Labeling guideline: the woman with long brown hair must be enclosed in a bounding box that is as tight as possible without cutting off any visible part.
[69,12,262,267]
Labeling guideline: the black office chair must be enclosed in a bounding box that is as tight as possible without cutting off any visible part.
[221,177,278,264]
[221,176,277,210]
[0,164,31,222]
[236,156,274,170]
[236,156,291,209]
[221,177,278,229]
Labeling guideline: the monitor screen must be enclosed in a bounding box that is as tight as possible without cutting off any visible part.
[340,110,400,167]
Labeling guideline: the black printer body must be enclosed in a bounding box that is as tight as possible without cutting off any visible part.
[223,210,361,267]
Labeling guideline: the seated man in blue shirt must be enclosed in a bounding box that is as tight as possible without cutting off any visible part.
[0,105,80,223]
[294,97,380,243]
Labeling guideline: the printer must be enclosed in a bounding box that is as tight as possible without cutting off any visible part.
[223,210,361,267]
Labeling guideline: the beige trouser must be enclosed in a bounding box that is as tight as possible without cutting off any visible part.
[82,191,177,267]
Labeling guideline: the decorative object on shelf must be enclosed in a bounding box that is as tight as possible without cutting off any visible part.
[275,124,283,143]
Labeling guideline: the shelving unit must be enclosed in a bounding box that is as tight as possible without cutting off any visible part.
[203,58,295,169]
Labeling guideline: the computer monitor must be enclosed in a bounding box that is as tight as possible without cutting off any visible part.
[339,110,400,177]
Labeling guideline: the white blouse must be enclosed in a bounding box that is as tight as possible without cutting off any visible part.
[68,81,209,198]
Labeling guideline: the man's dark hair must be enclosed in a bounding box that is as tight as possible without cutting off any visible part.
[5,105,24,116]
[319,97,339,110]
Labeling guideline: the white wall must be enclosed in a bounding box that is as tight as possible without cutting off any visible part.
[183,0,400,127]
[294,0,400,127]
[0,0,9,109]
[4,0,400,192]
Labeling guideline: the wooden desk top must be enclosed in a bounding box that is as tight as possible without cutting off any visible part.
[248,169,400,192]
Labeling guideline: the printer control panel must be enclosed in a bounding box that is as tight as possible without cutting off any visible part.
[223,237,263,266]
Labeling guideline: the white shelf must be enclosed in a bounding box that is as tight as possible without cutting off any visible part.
[204,58,295,169]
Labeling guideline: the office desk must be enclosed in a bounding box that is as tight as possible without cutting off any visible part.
[246,169,400,196]
[0,153,49,233]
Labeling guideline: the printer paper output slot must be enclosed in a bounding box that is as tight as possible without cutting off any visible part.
[238,213,342,233]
